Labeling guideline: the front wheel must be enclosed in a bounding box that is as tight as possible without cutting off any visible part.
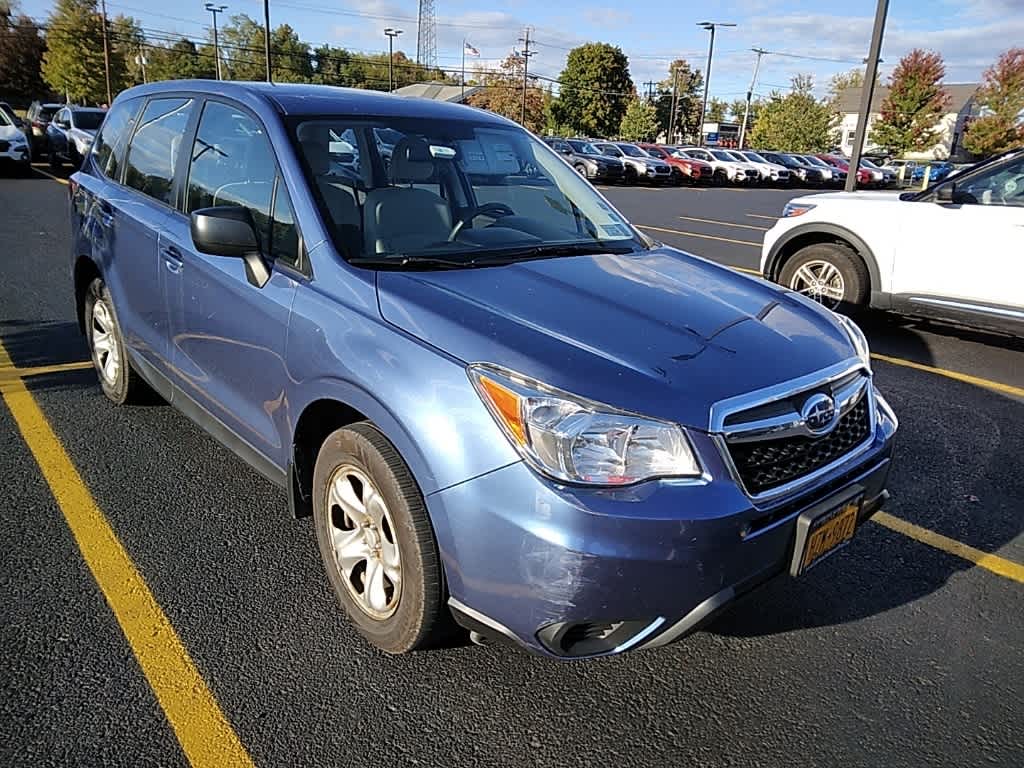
[573,162,588,177]
[779,242,869,312]
[312,422,454,654]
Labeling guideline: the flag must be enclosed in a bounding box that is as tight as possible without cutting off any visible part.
[464,42,480,57]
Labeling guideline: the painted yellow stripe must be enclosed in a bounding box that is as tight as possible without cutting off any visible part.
[677,214,770,232]
[873,512,1024,583]
[870,353,1024,399]
[32,166,69,185]
[0,340,253,768]
[2,360,94,378]
[637,224,762,248]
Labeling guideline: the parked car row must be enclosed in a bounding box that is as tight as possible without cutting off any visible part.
[0,100,107,171]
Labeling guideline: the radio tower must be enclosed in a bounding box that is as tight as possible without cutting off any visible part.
[416,0,438,70]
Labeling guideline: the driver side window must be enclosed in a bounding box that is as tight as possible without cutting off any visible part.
[955,156,1024,208]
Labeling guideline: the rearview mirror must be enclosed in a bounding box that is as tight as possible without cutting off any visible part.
[190,206,271,288]
[934,184,954,203]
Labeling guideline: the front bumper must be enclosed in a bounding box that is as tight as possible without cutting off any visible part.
[0,145,31,165]
[588,164,623,181]
[431,390,897,659]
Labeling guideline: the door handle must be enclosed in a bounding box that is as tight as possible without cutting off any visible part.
[162,245,183,274]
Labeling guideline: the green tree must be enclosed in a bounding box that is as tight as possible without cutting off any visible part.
[870,49,950,155]
[267,23,312,83]
[827,67,865,106]
[42,0,108,103]
[705,97,727,123]
[963,48,1024,157]
[147,38,215,82]
[653,59,703,142]
[728,98,748,123]
[618,97,659,141]
[468,54,546,133]
[551,42,633,137]
[748,75,835,151]
[0,1,49,105]
[110,14,144,90]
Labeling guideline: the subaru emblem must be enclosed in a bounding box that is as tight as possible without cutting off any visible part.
[801,393,837,435]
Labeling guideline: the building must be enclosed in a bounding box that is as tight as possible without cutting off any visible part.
[836,83,980,160]
[392,82,481,103]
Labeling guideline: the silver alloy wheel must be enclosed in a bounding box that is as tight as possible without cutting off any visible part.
[789,259,846,309]
[90,299,121,385]
[326,464,402,619]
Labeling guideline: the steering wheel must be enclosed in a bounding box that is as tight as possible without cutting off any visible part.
[448,201,516,241]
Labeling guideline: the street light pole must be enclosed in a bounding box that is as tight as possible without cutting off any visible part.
[99,0,112,105]
[517,28,535,126]
[384,28,402,92]
[846,0,889,192]
[262,0,271,82]
[697,21,736,147]
[204,4,227,81]
[739,47,766,149]
[667,66,680,143]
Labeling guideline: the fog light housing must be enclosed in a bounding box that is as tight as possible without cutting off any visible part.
[537,618,663,657]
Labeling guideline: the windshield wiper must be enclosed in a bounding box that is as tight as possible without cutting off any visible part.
[348,254,474,269]
[472,241,640,263]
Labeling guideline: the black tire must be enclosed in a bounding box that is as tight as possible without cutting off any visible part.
[84,278,150,404]
[573,162,587,177]
[713,169,728,186]
[312,422,453,654]
[48,147,61,170]
[779,242,870,313]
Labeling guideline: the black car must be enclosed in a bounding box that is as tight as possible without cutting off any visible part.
[0,102,23,128]
[760,152,826,186]
[25,100,64,156]
[543,137,625,183]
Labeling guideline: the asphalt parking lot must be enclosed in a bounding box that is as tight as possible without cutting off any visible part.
[2,166,1022,767]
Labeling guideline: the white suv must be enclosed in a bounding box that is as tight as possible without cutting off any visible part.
[761,148,1024,332]
[680,147,760,185]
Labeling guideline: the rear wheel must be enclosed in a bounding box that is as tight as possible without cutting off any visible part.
[84,278,150,404]
[573,162,588,177]
[312,422,454,654]
[779,242,869,312]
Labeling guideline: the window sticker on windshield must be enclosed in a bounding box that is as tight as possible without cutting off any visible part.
[601,224,630,237]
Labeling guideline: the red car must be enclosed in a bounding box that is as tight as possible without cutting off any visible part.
[816,154,873,186]
[639,144,712,184]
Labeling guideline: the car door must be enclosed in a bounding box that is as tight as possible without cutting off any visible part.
[105,96,195,381]
[50,108,69,158]
[159,98,299,467]
[891,152,1024,315]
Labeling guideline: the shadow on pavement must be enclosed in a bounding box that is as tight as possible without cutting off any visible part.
[0,319,86,368]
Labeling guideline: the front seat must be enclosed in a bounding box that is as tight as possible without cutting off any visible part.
[363,137,452,255]
[300,137,361,254]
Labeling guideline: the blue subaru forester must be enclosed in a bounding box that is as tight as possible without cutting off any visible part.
[70,81,897,658]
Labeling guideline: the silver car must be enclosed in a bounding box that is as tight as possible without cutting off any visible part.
[46,106,106,169]
[593,141,673,184]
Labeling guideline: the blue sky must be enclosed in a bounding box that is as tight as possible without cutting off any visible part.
[18,0,1024,99]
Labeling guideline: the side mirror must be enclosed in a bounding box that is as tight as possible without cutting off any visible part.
[934,184,954,204]
[559,147,572,155]
[190,206,271,288]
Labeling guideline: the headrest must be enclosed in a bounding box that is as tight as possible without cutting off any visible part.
[301,138,330,176]
[389,136,436,183]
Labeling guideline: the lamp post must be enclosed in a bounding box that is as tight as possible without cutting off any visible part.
[204,4,227,80]
[384,28,403,92]
[846,0,890,192]
[696,21,736,147]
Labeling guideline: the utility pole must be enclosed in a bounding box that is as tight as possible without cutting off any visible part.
[697,21,736,147]
[846,0,888,192]
[205,4,227,81]
[384,28,403,92]
[99,0,112,105]
[739,47,766,149]
[643,80,655,102]
[136,47,148,84]
[518,27,536,127]
[667,66,681,143]
[262,0,272,82]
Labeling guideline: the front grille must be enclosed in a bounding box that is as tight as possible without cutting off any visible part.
[727,394,871,495]
[0,141,9,152]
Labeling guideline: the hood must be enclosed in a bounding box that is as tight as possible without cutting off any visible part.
[800,190,902,203]
[377,247,855,430]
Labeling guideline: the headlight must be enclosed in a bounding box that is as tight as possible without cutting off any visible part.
[836,314,871,369]
[782,202,816,218]
[469,365,702,486]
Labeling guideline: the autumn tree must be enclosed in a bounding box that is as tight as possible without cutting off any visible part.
[550,43,633,137]
[0,1,48,105]
[653,59,703,142]
[748,75,835,151]
[618,98,659,141]
[963,48,1024,157]
[467,54,546,133]
[43,0,109,103]
[870,49,950,155]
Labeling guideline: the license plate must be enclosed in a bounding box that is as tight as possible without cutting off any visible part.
[790,495,862,576]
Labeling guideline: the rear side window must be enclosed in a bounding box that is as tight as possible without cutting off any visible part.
[124,97,194,205]
[92,98,143,180]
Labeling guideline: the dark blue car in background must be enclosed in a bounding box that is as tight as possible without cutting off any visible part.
[69,81,898,659]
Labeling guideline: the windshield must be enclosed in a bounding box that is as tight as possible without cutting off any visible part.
[72,110,105,130]
[742,152,767,163]
[710,150,735,161]
[568,140,600,155]
[595,144,622,157]
[726,151,748,162]
[785,154,810,166]
[861,158,881,169]
[803,156,828,168]
[0,110,10,127]
[617,144,648,158]
[294,118,645,267]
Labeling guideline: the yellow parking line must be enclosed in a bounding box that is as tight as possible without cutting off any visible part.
[0,339,253,768]
[637,224,762,248]
[677,215,770,231]
[873,512,1024,583]
[32,167,69,185]
[2,360,94,378]
[870,353,1024,399]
